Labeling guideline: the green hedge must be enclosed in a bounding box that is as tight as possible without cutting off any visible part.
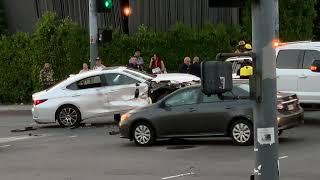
[0,12,242,104]
[0,5,317,103]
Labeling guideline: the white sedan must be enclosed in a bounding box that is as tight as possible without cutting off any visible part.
[32,67,200,127]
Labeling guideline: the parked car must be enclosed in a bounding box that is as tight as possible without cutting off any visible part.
[32,66,199,127]
[226,41,320,107]
[119,82,304,146]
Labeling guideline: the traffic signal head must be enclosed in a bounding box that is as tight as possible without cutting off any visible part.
[201,61,233,96]
[97,0,113,13]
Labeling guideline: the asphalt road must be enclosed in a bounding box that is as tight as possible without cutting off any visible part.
[0,110,320,180]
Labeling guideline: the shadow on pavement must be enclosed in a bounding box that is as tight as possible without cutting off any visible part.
[279,137,304,145]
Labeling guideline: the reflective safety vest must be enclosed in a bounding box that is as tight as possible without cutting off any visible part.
[240,66,253,76]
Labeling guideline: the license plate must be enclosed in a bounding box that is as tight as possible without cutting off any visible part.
[288,104,294,110]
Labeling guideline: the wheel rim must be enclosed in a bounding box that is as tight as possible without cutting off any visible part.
[134,125,151,145]
[59,107,78,126]
[232,123,251,143]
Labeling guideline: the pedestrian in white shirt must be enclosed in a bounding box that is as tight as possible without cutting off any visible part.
[79,63,89,73]
[93,57,106,70]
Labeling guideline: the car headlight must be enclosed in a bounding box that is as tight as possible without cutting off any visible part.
[121,113,131,122]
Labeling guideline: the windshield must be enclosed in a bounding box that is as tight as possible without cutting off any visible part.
[124,69,154,81]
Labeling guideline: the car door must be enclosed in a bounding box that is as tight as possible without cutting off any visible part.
[298,50,320,103]
[100,73,149,113]
[154,88,201,136]
[276,49,304,93]
[66,75,106,119]
[196,92,238,135]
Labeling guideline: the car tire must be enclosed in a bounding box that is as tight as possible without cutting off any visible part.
[230,120,253,146]
[56,105,81,127]
[132,122,155,146]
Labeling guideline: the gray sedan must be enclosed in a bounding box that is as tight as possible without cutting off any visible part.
[119,84,303,146]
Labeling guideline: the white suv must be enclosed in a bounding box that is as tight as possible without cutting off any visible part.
[225,41,320,105]
[276,41,320,104]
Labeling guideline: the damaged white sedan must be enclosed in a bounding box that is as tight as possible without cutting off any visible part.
[32,66,200,127]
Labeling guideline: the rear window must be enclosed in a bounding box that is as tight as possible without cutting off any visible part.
[276,50,301,69]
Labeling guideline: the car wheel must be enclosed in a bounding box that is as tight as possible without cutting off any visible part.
[132,122,155,146]
[56,105,81,127]
[230,120,253,146]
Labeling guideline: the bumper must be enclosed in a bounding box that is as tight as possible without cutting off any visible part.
[278,109,304,131]
[119,122,131,139]
[32,106,56,124]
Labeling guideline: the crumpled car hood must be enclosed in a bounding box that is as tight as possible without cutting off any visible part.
[152,73,200,83]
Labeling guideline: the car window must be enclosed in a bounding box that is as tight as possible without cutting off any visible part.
[104,73,139,86]
[303,50,320,69]
[123,70,153,81]
[233,84,250,97]
[75,75,102,90]
[202,94,220,103]
[276,50,302,69]
[165,88,199,107]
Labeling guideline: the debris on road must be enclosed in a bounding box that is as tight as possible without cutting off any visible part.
[11,126,37,133]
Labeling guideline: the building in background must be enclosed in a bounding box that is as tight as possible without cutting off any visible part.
[2,0,240,34]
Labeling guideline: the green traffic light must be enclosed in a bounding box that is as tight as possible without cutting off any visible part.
[104,0,113,9]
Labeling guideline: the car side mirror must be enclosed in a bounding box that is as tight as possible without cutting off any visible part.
[311,60,320,72]
[160,101,171,109]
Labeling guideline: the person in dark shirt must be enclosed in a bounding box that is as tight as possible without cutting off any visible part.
[128,57,143,71]
[189,56,201,77]
[178,57,191,73]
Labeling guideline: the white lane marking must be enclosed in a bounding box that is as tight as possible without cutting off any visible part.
[279,156,288,159]
[0,135,42,144]
[161,172,195,180]
[69,135,78,138]
[0,144,11,148]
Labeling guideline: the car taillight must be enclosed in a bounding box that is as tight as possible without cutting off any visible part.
[33,99,47,106]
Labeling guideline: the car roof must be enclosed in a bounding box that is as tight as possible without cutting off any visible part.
[276,41,320,51]
[51,66,134,90]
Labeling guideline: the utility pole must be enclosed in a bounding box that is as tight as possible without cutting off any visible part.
[252,0,279,179]
[89,0,98,68]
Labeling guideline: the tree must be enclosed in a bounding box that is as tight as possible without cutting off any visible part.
[241,0,317,41]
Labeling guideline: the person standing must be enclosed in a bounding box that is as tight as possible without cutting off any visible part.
[189,56,201,77]
[128,57,143,71]
[79,63,89,73]
[235,40,246,53]
[92,57,106,70]
[129,49,144,70]
[39,63,54,90]
[178,57,191,73]
[149,54,166,74]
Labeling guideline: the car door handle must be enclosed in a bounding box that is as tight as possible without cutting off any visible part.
[225,106,232,109]
[298,75,308,78]
[72,95,81,97]
[188,108,196,112]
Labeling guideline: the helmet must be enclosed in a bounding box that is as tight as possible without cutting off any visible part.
[245,44,252,50]
[238,40,246,46]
